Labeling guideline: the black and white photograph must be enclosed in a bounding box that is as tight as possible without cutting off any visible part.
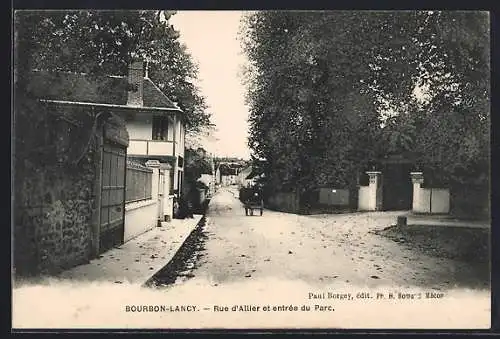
[12,9,491,329]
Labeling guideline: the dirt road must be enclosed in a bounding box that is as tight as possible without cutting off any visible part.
[179,186,489,290]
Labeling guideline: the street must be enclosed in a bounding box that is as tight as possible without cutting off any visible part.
[12,186,490,329]
[13,10,491,330]
[170,186,489,290]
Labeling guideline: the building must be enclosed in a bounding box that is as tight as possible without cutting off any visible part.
[123,61,185,195]
[216,162,242,186]
[237,165,255,187]
[15,61,185,276]
[199,173,215,196]
[118,61,185,239]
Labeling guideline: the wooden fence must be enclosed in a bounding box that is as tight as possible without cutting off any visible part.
[125,160,152,203]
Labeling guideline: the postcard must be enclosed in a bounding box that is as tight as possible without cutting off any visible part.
[12,9,491,330]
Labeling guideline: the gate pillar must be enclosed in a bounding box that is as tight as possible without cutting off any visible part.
[366,171,382,211]
[145,160,161,225]
[410,171,425,213]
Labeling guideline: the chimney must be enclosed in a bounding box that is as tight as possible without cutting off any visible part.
[127,60,144,107]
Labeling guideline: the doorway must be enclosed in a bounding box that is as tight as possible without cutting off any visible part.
[381,163,413,211]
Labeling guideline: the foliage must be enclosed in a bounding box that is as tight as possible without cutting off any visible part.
[240,11,383,194]
[195,180,209,190]
[14,10,211,134]
[183,147,213,192]
[413,12,489,186]
[240,10,490,194]
[375,11,490,185]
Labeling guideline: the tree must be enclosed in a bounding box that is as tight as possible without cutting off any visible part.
[184,147,213,181]
[415,12,489,186]
[240,10,490,200]
[182,147,213,210]
[371,11,490,186]
[240,11,383,197]
[14,10,211,134]
[14,10,215,215]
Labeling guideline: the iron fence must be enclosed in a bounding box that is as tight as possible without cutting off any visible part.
[125,160,153,203]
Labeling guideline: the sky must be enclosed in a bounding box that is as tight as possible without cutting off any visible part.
[170,11,251,160]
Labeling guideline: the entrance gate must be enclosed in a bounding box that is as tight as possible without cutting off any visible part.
[98,117,129,253]
[381,163,413,211]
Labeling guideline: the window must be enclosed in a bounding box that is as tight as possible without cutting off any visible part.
[152,116,169,141]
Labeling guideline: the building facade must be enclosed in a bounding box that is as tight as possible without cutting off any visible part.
[14,61,186,276]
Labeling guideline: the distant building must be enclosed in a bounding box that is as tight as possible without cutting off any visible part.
[237,165,255,187]
[215,162,243,186]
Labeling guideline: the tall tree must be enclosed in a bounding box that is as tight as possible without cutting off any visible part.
[240,10,490,198]
[14,10,211,134]
[240,11,383,196]
[368,11,490,185]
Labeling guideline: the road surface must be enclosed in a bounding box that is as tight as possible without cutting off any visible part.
[12,186,491,329]
[173,186,488,290]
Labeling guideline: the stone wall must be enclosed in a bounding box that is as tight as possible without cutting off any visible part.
[267,191,300,214]
[450,184,490,219]
[317,188,350,206]
[14,154,97,277]
[358,186,371,211]
[13,104,102,278]
[412,187,450,214]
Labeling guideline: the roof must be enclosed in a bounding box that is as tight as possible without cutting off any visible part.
[28,70,181,112]
[239,165,252,178]
[245,160,266,179]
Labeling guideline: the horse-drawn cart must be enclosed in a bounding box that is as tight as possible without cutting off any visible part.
[244,197,264,216]
[240,186,264,216]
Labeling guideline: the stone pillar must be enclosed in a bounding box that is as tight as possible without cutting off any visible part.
[160,163,173,222]
[366,171,382,211]
[145,160,160,201]
[146,160,161,226]
[410,171,424,213]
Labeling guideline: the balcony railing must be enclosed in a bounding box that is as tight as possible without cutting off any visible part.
[128,139,178,157]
